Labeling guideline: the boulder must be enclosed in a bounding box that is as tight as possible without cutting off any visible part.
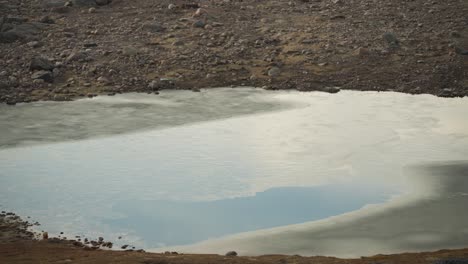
[268,66,281,77]
[32,70,54,83]
[0,22,46,43]
[30,57,55,71]
[0,31,21,43]
[323,86,341,93]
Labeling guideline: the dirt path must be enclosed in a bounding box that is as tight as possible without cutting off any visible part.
[1,0,467,104]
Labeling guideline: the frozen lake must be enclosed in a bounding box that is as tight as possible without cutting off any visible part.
[1,88,467,257]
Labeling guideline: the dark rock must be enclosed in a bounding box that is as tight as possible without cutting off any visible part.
[142,22,166,33]
[96,0,112,6]
[52,6,71,13]
[39,16,55,24]
[439,88,455,97]
[323,86,341,93]
[43,0,68,8]
[383,32,399,48]
[268,66,281,77]
[193,20,205,28]
[225,251,238,257]
[0,21,13,33]
[32,70,54,83]
[66,51,87,62]
[27,41,42,48]
[450,31,461,38]
[30,57,55,71]
[1,22,46,43]
[84,42,98,47]
[172,40,184,46]
[455,47,468,55]
[0,31,20,43]
[121,244,129,249]
[73,0,96,6]
[102,242,113,248]
[73,241,84,247]
[5,16,28,24]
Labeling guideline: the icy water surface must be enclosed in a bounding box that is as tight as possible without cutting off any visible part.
[0,88,467,256]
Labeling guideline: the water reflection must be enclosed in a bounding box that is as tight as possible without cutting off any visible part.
[107,185,393,247]
[172,162,468,257]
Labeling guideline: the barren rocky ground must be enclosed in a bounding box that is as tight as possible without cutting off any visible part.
[1,0,467,105]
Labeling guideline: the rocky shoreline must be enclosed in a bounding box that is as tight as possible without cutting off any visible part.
[1,0,468,105]
[2,211,468,264]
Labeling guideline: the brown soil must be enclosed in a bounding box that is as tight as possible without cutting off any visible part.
[1,0,468,105]
[2,211,468,264]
